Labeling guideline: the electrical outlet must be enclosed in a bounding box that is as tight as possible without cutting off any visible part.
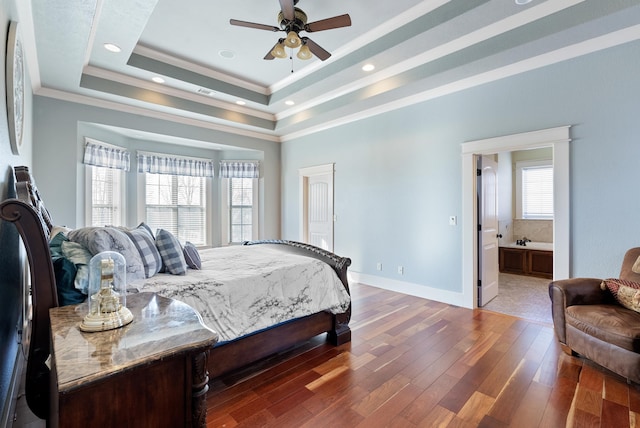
[376,263,382,271]
[398,265,404,275]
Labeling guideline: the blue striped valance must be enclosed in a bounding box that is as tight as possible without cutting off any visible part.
[137,152,215,177]
[219,161,260,178]
[83,139,130,171]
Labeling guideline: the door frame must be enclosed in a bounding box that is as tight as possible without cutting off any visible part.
[298,163,335,248]
[461,126,571,309]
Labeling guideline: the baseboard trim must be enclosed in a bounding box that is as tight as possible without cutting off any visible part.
[348,272,472,309]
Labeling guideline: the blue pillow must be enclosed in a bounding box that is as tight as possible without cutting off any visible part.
[183,242,201,270]
[52,257,86,306]
[155,229,187,275]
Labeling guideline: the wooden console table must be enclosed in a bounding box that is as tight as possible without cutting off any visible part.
[49,292,218,427]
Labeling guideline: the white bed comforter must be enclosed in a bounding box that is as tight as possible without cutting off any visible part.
[131,245,351,343]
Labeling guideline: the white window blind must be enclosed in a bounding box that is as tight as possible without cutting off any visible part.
[229,178,254,243]
[145,173,207,245]
[521,164,553,219]
[89,166,123,226]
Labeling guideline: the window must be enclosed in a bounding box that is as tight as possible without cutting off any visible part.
[83,139,129,226]
[145,173,207,246]
[219,161,260,245]
[88,165,124,226]
[516,160,553,219]
[229,178,254,243]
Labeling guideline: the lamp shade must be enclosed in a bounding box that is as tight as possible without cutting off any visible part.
[297,44,312,60]
[271,42,287,58]
[284,31,301,48]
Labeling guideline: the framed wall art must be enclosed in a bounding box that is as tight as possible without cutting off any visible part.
[6,20,25,155]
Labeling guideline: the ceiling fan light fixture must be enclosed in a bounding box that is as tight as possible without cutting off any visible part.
[284,31,302,48]
[297,44,312,60]
[271,41,287,58]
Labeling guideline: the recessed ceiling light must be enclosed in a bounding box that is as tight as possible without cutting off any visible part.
[362,64,375,72]
[219,50,236,59]
[236,100,246,105]
[515,0,533,4]
[285,100,295,106]
[103,43,121,53]
[151,76,165,84]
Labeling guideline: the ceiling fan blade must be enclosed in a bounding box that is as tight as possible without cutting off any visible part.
[304,38,331,61]
[279,0,295,21]
[263,42,278,60]
[230,19,280,32]
[305,14,351,32]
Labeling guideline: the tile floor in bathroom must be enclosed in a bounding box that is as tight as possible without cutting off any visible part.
[482,272,553,325]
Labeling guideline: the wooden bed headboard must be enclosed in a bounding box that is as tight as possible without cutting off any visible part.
[0,166,58,419]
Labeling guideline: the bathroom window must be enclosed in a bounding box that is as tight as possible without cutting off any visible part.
[516,160,553,219]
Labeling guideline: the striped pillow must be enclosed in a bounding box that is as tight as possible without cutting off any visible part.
[121,225,162,278]
[156,229,187,275]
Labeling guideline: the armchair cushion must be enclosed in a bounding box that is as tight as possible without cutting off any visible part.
[566,304,640,351]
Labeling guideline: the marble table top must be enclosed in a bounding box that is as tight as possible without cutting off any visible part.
[50,292,218,393]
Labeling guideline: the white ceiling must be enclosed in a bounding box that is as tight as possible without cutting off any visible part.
[23,0,640,143]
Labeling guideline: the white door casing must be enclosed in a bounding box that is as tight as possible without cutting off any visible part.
[299,164,334,251]
[478,155,499,306]
[461,126,571,309]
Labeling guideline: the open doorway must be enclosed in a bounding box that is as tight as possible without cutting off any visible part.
[461,126,571,310]
[478,148,555,323]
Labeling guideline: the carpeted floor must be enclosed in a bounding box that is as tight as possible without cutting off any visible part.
[482,272,553,325]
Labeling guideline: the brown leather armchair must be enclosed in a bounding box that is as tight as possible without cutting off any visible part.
[549,247,640,383]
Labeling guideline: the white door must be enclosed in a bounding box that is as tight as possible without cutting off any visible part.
[299,164,334,251]
[478,155,499,306]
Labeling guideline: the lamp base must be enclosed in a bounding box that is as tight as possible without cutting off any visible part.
[79,306,134,332]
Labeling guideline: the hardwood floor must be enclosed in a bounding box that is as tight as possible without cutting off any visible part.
[206,283,640,428]
[11,282,640,427]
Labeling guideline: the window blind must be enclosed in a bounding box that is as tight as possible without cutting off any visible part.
[522,166,553,219]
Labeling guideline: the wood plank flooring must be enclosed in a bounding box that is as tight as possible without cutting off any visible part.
[206,283,640,428]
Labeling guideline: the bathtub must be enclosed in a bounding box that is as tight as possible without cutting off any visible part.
[502,241,553,251]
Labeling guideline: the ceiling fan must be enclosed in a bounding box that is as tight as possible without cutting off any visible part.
[230,0,351,61]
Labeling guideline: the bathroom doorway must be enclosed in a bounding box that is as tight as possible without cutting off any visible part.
[477,148,554,321]
[461,126,571,311]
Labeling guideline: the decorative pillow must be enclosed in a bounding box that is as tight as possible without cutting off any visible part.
[49,231,68,259]
[633,256,640,274]
[121,225,162,278]
[67,227,145,281]
[61,240,93,294]
[137,222,155,239]
[183,242,202,270]
[155,229,187,275]
[52,257,86,306]
[601,278,640,313]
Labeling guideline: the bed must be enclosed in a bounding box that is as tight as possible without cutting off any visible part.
[0,166,352,421]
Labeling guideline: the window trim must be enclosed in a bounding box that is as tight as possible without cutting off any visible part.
[515,159,553,220]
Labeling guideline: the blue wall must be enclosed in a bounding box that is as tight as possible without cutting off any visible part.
[281,40,640,297]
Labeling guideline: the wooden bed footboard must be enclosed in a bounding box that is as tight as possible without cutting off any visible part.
[205,240,353,378]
